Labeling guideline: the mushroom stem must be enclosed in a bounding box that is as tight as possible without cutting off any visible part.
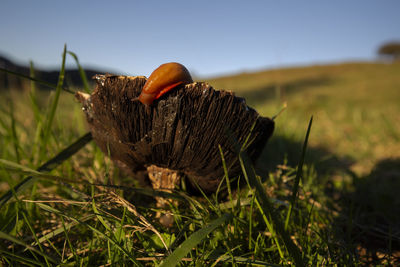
[147,165,180,226]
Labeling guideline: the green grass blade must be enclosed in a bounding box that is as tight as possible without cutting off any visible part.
[213,255,282,266]
[160,213,232,267]
[0,231,59,264]
[271,102,287,121]
[30,215,95,247]
[41,44,67,157]
[0,248,44,266]
[284,116,313,230]
[91,195,112,232]
[0,159,43,174]
[60,216,79,263]
[29,61,37,93]
[0,160,187,207]
[218,145,233,210]
[36,132,92,172]
[240,161,284,258]
[20,211,51,267]
[225,127,304,265]
[9,101,20,163]
[253,195,284,258]
[238,147,305,266]
[68,51,90,93]
[29,61,42,124]
[0,132,92,208]
[36,203,141,265]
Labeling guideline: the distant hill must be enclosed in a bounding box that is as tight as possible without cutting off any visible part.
[205,61,400,105]
[0,55,108,90]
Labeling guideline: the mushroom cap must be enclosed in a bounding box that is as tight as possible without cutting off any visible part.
[76,74,274,193]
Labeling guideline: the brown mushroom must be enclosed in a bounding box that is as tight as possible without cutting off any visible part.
[76,74,274,194]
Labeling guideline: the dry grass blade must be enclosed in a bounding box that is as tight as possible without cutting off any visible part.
[110,192,171,253]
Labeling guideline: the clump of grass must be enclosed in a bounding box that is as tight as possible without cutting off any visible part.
[1,48,398,265]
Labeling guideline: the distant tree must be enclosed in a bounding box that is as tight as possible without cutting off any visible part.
[378,42,400,61]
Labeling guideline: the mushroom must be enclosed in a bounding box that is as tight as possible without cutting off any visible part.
[75,70,274,195]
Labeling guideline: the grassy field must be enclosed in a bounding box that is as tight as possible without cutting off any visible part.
[209,62,400,175]
[1,51,399,266]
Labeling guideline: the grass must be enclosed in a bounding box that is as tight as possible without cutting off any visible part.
[1,48,399,265]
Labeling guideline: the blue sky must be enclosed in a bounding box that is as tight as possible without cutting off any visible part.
[1,0,399,77]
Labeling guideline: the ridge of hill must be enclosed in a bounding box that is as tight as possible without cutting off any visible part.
[207,61,400,93]
[0,54,108,90]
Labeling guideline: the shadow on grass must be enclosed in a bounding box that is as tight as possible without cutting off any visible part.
[238,76,333,106]
[334,158,400,264]
[255,134,354,179]
[256,135,400,264]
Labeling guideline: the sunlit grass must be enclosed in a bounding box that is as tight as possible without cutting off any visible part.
[208,62,400,175]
